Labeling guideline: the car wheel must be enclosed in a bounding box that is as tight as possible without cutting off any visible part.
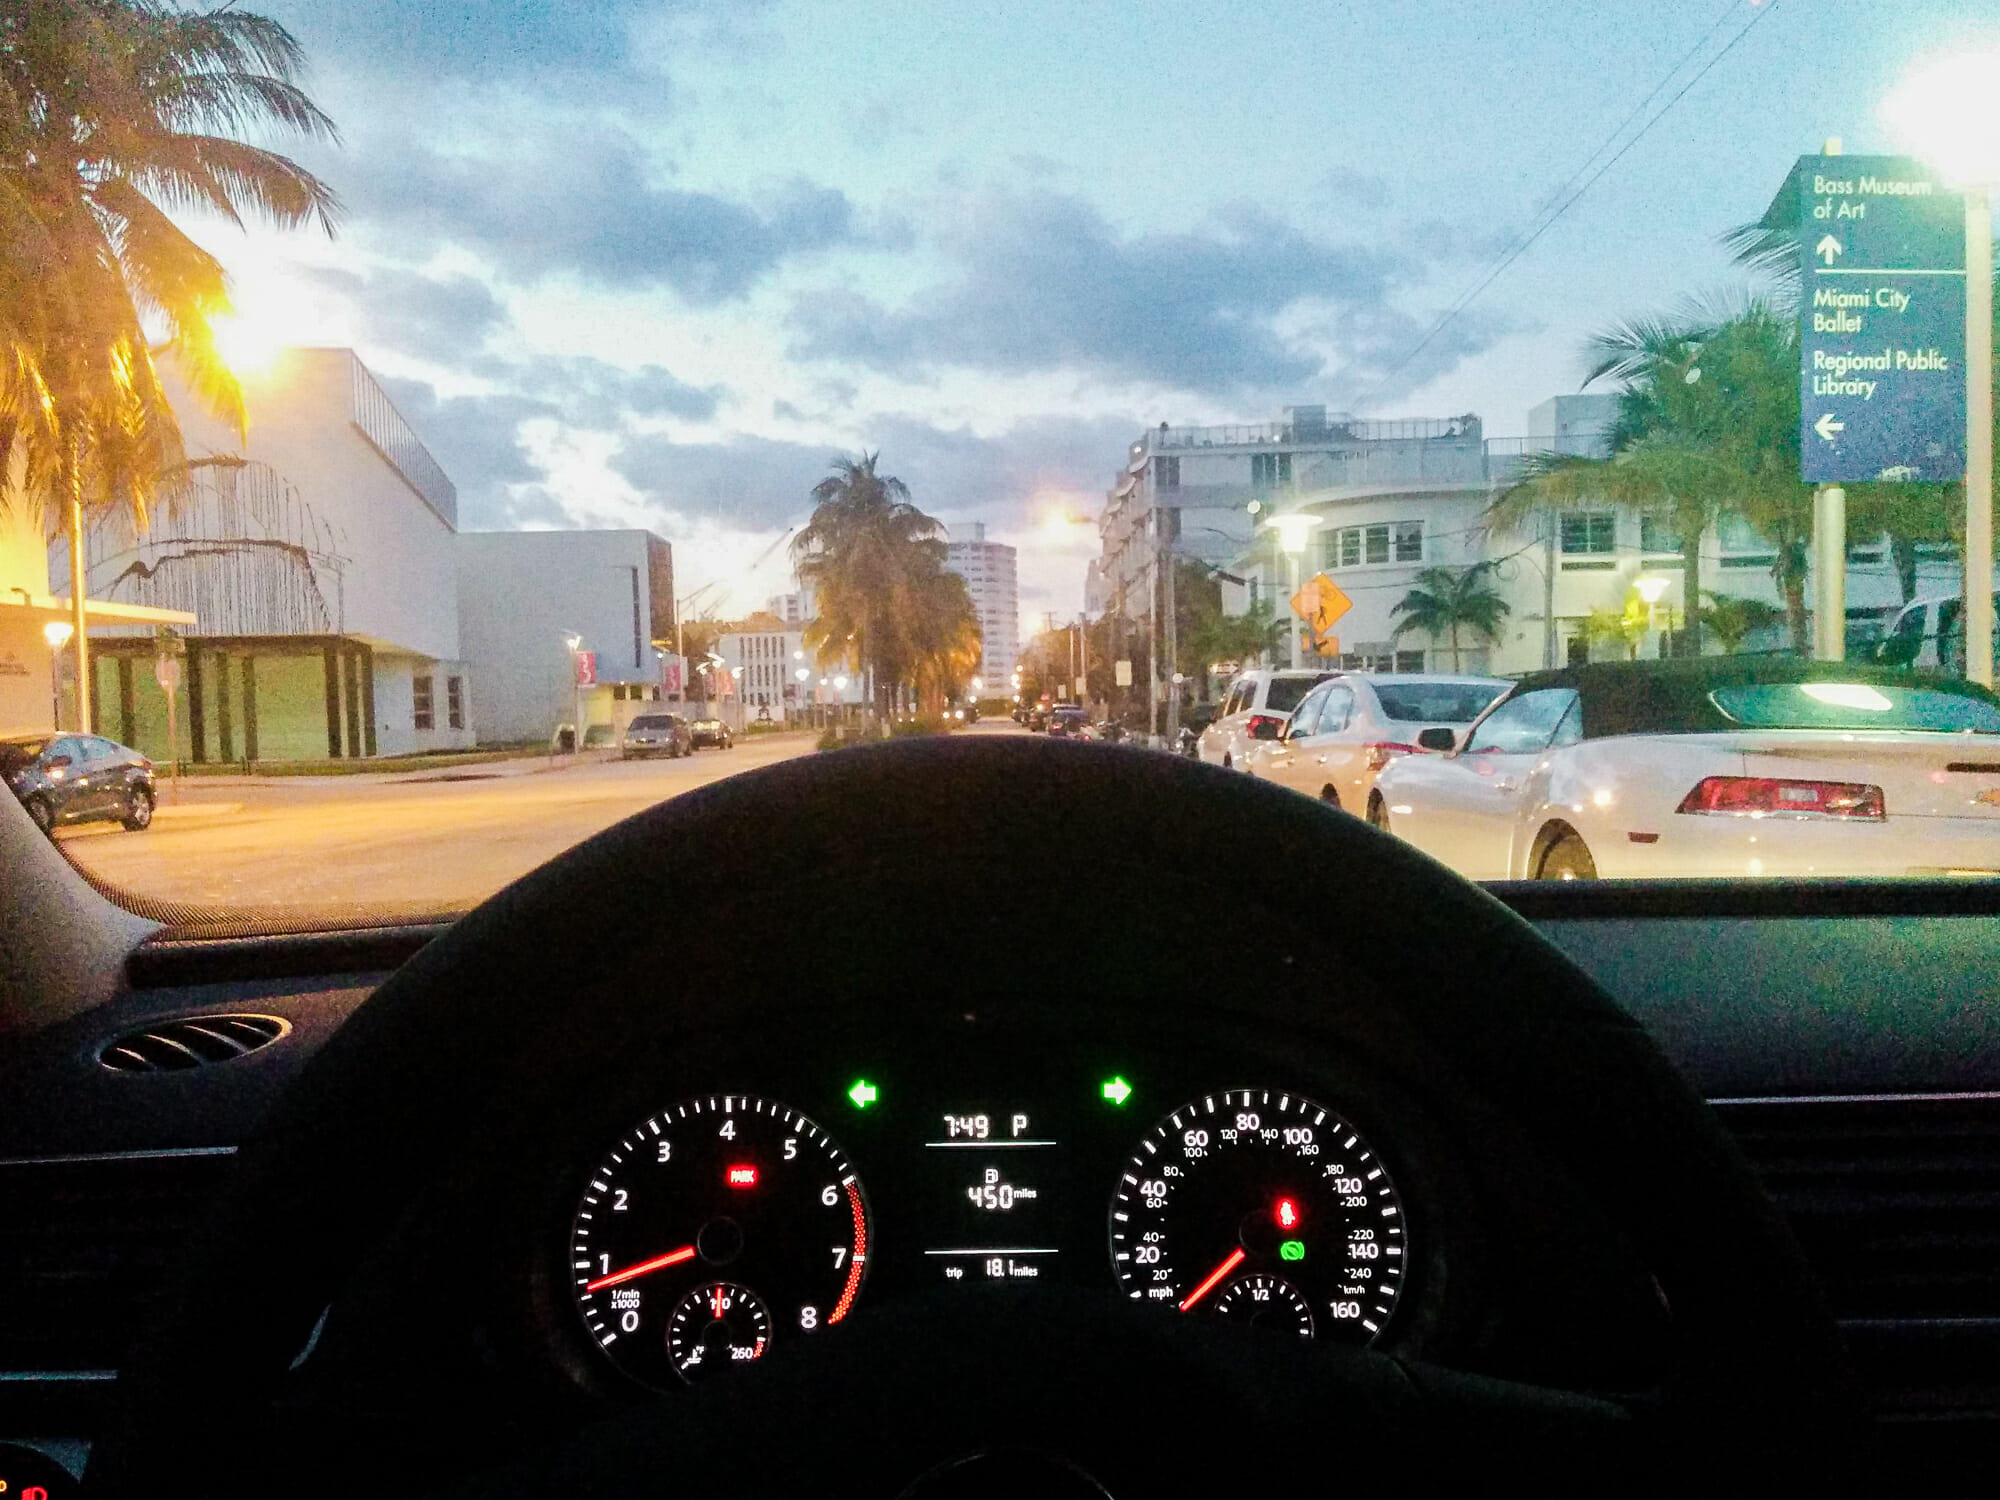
[1538,830,1598,881]
[121,786,154,831]
[1366,793,1389,831]
[1318,786,1342,812]
[24,796,55,836]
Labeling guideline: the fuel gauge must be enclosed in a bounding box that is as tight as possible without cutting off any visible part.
[1214,1274,1314,1339]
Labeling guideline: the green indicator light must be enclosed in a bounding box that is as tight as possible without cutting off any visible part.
[1279,1240,1305,1261]
[1100,1077,1133,1106]
[847,1079,879,1108]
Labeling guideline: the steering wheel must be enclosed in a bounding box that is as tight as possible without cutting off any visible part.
[87,738,1857,1496]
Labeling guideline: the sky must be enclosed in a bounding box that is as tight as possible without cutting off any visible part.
[191,0,1997,630]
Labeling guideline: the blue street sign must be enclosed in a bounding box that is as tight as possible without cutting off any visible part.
[1778,155,1965,483]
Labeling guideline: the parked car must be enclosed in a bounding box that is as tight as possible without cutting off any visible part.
[1873,592,2000,674]
[1196,668,1335,770]
[620,713,692,759]
[689,716,734,750]
[1026,704,1050,731]
[1370,657,2000,880]
[1245,673,1509,813]
[1047,708,1093,739]
[2,731,156,835]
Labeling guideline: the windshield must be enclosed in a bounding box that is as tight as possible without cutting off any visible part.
[10,1,2000,913]
[1372,684,1507,725]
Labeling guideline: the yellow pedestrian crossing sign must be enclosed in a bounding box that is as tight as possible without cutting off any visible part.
[1290,572,1351,653]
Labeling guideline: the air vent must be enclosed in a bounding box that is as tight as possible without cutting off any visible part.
[0,1150,235,1370]
[1716,1094,2000,1433]
[98,1014,288,1073]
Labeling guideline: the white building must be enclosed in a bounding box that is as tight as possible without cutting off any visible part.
[456,529,676,745]
[717,610,867,722]
[75,348,474,762]
[764,587,816,625]
[943,523,1018,687]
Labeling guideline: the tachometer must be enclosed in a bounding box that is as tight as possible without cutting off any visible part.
[570,1095,870,1387]
[1108,1089,1404,1343]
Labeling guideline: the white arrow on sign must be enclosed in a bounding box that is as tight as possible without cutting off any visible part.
[1814,412,1845,443]
[1816,235,1842,266]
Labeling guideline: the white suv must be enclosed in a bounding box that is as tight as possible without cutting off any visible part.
[1196,668,1335,771]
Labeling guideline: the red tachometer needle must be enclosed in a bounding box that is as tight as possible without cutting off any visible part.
[1177,1248,1246,1311]
[586,1245,696,1292]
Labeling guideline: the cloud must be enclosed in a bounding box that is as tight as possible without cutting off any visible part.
[349,130,854,302]
[267,0,668,84]
[609,432,840,531]
[790,191,1424,397]
[379,376,557,529]
[305,265,507,367]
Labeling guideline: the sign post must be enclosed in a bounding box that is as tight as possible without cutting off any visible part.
[153,651,181,800]
[1290,572,1353,659]
[1774,153,1969,668]
[1788,154,1966,485]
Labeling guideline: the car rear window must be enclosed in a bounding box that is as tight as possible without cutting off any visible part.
[628,716,675,730]
[1372,684,1506,724]
[1262,677,1324,713]
[1710,683,2000,734]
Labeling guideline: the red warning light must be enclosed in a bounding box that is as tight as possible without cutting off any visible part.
[1275,1197,1299,1229]
[726,1165,758,1188]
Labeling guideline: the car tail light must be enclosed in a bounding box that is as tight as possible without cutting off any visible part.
[1676,776,1885,820]
[1363,742,1417,771]
[1245,713,1286,740]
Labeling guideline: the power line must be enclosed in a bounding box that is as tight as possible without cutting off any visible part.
[1353,0,1786,410]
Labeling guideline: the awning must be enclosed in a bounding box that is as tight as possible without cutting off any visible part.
[3,592,197,628]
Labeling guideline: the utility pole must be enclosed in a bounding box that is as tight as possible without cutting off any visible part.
[1542,508,1557,668]
[67,455,91,733]
[1163,541,1179,747]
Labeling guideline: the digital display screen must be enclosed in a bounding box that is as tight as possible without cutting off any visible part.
[920,1106,1066,1284]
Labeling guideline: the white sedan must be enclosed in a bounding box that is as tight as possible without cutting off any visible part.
[1244,673,1508,814]
[1370,660,2000,880]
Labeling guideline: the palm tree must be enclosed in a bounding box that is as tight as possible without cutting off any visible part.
[1577,601,1647,661]
[2,0,339,724]
[1495,299,1809,657]
[792,453,947,721]
[1389,563,1511,671]
[907,567,981,714]
[1697,591,1784,654]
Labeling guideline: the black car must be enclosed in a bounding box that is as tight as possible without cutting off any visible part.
[689,716,734,749]
[2,732,156,835]
[1046,708,1092,739]
[620,714,693,759]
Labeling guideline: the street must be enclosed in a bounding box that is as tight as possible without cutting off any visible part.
[58,733,825,914]
[58,720,1032,914]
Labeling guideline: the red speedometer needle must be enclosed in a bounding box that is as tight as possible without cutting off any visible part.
[586,1245,696,1291]
[1178,1248,1246,1311]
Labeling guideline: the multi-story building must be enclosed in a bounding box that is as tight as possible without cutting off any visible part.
[76,348,476,762]
[456,529,676,745]
[1180,394,1951,679]
[943,523,1018,687]
[717,611,866,722]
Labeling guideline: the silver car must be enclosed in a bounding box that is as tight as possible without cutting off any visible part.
[1244,673,1509,816]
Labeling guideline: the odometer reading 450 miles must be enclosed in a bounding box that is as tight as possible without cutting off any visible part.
[1108,1090,1405,1343]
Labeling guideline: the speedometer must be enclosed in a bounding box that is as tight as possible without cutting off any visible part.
[570,1095,870,1388]
[1108,1089,1405,1343]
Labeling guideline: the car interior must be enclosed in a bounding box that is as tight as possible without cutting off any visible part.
[4,735,1996,1495]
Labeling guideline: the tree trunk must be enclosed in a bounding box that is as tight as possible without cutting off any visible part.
[1680,524,1703,657]
[1890,533,1919,604]
[1448,623,1461,672]
[1776,541,1811,656]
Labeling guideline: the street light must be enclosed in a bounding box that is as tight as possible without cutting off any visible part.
[42,620,73,729]
[1883,45,2000,685]
[562,632,584,753]
[1634,575,1670,605]
[1262,513,1324,668]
